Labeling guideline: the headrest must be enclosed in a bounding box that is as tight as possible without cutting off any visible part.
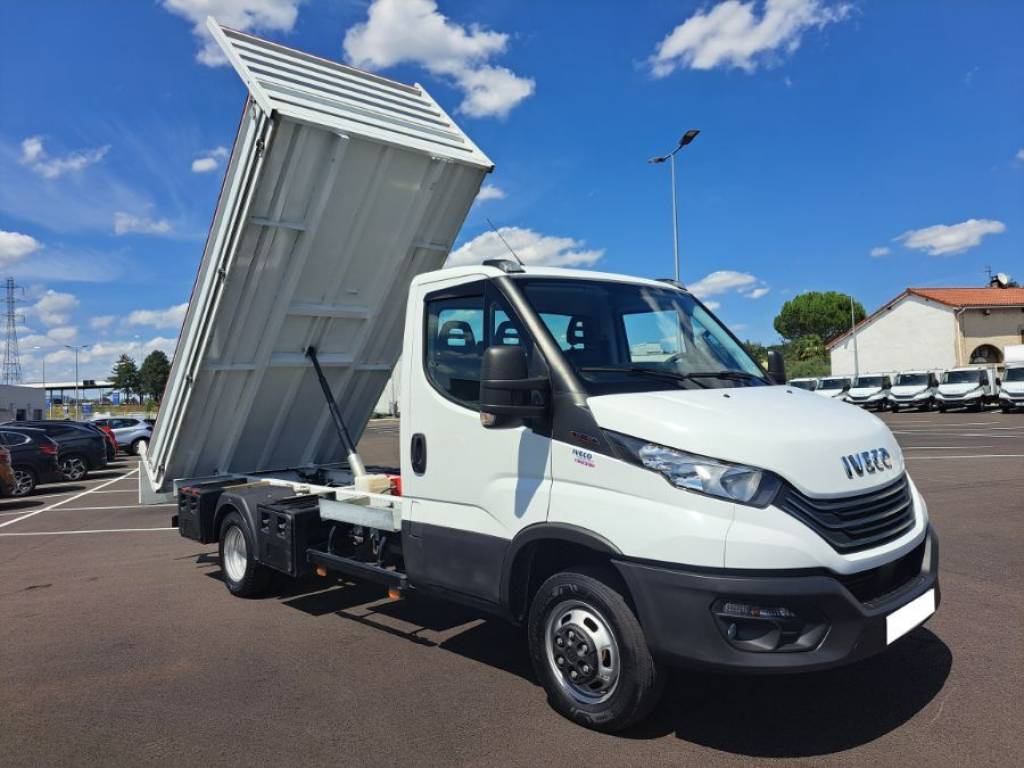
[495,320,520,345]
[439,320,476,348]
[567,316,588,347]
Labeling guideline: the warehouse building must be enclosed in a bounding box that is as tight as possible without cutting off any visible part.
[0,384,46,422]
[828,285,1024,375]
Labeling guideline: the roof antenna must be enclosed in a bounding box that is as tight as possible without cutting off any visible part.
[485,218,525,267]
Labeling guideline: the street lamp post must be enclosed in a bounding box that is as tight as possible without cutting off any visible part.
[850,296,860,379]
[31,345,46,417]
[649,129,700,281]
[64,344,89,420]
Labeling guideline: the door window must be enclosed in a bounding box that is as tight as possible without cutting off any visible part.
[425,293,485,408]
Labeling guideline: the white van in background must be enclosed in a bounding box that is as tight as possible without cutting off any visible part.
[786,377,819,392]
[889,371,940,413]
[814,376,852,400]
[845,374,894,412]
[999,345,1024,412]
[934,367,999,412]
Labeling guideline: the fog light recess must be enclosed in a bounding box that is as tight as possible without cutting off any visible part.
[711,599,829,653]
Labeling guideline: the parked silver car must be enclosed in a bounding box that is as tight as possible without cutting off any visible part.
[92,417,153,455]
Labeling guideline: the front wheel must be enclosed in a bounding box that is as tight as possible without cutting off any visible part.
[11,467,36,497]
[60,455,88,482]
[528,567,663,732]
[218,512,271,598]
[890,404,899,413]
[130,438,148,455]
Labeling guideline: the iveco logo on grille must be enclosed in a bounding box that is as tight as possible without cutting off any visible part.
[841,448,893,478]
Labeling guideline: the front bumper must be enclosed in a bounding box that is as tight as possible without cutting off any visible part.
[999,392,1024,409]
[614,526,939,673]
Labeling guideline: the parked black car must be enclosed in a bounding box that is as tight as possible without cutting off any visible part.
[0,427,64,496]
[0,420,108,481]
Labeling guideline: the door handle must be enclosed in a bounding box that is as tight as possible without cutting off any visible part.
[411,433,427,474]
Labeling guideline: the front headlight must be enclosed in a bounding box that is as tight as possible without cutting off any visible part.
[607,432,781,507]
[914,391,929,399]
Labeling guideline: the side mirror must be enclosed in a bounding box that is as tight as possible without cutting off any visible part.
[766,350,786,385]
[479,346,548,428]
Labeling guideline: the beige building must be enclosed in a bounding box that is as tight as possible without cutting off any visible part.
[828,286,1024,375]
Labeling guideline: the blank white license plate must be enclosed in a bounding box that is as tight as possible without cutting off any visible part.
[886,588,935,645]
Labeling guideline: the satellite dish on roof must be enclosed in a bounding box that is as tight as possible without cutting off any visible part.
[996,273,1010,287]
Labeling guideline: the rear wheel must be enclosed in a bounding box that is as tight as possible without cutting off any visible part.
[11,467,36,497]
[528,567,663,732]
[60,455,88,482]
[218,512,271,598]
[130,438,148,455]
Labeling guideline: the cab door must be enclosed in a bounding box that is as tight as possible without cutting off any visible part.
[400,277,551,606]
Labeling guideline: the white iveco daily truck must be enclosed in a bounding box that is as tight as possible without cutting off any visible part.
[143,21,940,732]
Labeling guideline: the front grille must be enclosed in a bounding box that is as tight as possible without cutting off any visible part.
[836,538,926,604]
[774,474,915,553]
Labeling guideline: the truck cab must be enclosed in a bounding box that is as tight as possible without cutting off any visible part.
[889,370,939,412]
[999,364,1024,412]
[935,367,997,412]
[814,376,851,400]
[845,374,893,411]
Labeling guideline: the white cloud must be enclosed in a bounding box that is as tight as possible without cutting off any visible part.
[114,211,173,236]
[161,0,303,66]
[475,184,506,202]
[0,229,42,265]
[746,286,771,299]
[1016,148,1024,162]
[28,290,79,327]
[38,335,179,382]
[127,303,189,330]
[703,300,721,310]
[90,315,117,330]
[191,146,230,173]
[869,246,890,258]
[447,227,603,268]
[344,0,535,118]
[21,333,58,351]
[46,325,78,343]
[19,135,109,179]
[688,270,758,297]
[895,218,1006,256]
[648,0,852,77]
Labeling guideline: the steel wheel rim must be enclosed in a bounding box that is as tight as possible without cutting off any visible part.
[12,470,33,496]
[544,599,620,705]
[223,526,248,583]
[61,457,85,480]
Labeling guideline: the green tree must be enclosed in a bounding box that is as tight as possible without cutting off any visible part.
[743,340,769,366]
[110,354,140,402]
[774,292,865,343]
[790,334,825,361]
[139,350,171,402]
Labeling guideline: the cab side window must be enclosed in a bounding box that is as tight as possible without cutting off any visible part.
[425,292,485,408]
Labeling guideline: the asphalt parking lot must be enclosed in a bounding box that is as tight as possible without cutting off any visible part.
[1,412,1021,767]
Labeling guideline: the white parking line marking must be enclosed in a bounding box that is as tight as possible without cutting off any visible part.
[0,527,175,537]
[0,467,139,530]
[900,445,994,449]
[54,504,175,511]
[905,454,1024,460]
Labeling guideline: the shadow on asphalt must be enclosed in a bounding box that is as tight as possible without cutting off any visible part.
[627,627,952,756]
[197,555,951,757]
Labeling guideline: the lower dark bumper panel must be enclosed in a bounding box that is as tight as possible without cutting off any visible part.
[613,526,939,673]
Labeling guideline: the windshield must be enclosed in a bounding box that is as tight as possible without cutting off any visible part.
[818,377,850,390]
[896,373,928,386]
[514,278,764,394]
[853,376,886,388]
[1004,367,1024,383]
[788,379,817,391]
[943,370,984,385]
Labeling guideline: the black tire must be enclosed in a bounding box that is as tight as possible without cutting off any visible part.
[528,566,663,732]
[10,466,36,497]
[218,511,271,598]
[60,454,89,482]
[130,438,148,456]
[1002,406,1011,413]
[890,404,899,414]
[937,404,946,413]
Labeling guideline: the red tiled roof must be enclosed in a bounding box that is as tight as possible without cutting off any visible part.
[826,287,1024,349]
[907,287,1024,307]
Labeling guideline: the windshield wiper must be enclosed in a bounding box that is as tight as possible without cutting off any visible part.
[578,366,710,388]
[685,370,768,384]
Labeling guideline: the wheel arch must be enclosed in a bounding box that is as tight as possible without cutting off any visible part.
[501,523,624,623]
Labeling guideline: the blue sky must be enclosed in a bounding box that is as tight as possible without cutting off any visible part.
[1,0,1021,382]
